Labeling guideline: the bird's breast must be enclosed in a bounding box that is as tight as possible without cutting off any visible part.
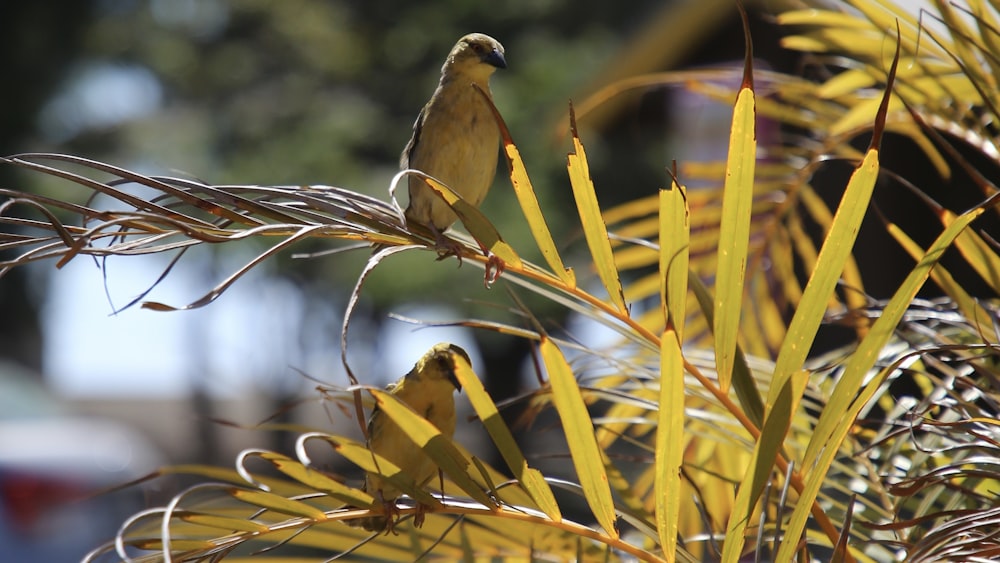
[406,80,501,230]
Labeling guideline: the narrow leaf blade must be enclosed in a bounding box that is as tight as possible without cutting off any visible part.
[779,204,987,561]
[655,328,685,560]
[567,108,627,315]
[418,174,521,269]
[721,369,807,562]
[660,177,690,340]
[540,337,618,538]
[252,451,372,507]
[714,85,757,393]
[452,352,562,521]
[772,148,879,399]
[475,83,575,286]
[227,487,327,520]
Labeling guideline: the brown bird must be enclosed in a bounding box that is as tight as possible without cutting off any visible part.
[401,33,506,253]
[353,342,468,532]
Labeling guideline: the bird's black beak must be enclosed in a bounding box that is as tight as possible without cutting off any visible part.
[447,369,462,392]
[484,48,507,69]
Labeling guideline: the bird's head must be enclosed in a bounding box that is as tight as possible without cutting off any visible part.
[417,342,470,391]
[443,33,506,81]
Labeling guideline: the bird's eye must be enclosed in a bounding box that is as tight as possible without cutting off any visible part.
[470,42,486,54]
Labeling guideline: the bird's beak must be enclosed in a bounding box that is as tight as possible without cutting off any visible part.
[483,48,507,69]
[447,369,462,392]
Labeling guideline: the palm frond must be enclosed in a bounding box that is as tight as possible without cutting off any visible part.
[6,2,1000,561]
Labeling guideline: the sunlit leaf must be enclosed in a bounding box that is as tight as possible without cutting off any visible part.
[475,83,575,287]
[239,450,372,507]
[567,106,627,315]
[885,221,994,340]
[452,352,562,521]
[939,208,1000,294]
[227,487,328,520]
[721,369,807,562]
[540,337,619,538]
[655,328,685,561]
[772,146,880,396]
[415,173,522,270]
[178,511,271,533]
[714,80,757,393]
[329,436,441,508]
[660,176,690,340]
[688,271,766,428]
[784,203,989,562]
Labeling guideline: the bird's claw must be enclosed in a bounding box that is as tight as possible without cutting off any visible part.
[429,226,464,265]
[412,502,430,529]
[357,490,402,535]
[484,251,505,288]
[434,240,464,264]
[366,499,433,534]
[380,502,400,535]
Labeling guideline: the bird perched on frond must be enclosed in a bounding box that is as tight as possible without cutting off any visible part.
[352,342,468,532]
[401,33,506,254]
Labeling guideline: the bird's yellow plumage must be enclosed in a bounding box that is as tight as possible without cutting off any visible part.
[402,33,506,238]
[354,342,468,532]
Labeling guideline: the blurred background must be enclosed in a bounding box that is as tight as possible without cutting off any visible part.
[0,0,802,559]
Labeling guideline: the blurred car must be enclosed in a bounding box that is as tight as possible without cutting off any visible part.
[0,360,164,563]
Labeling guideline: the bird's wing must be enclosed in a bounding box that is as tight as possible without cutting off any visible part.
[400,106,426,169]
[366,377,407,447]
[365,404,383,448]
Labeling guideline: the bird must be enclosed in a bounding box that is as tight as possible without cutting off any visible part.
[352,342,469,532]
[401,33,506,255]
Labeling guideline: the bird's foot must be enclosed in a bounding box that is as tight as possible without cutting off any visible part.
[483,251,505,288]
[429,226,464,265]
[379,499,401,535]
[362,499,432,533]
[412,502,430,529]
[358,492,401,534]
